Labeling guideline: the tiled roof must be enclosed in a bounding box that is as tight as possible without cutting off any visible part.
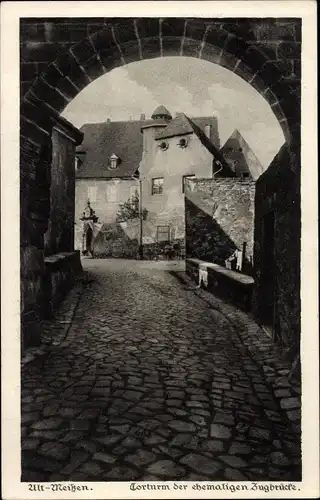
[76,115,222,179]
[220,129,264,180]
[155,113,194,139]
[76,119,152,179]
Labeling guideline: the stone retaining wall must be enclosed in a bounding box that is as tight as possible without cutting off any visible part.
[186,258,254,312]
[185,178,255,276]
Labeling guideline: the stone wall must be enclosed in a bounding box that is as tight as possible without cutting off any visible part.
[20,135,52,349]
[186,258,254,312]
[252,145,300,359]
[44,119,82,255]
[185,178,256,275]
[21,116,83,349]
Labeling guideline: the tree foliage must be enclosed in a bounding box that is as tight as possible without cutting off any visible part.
[116,190,147,222]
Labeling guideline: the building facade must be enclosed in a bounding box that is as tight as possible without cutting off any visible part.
[75,106,231,258]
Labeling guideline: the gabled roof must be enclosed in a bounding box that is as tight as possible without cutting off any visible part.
[76,115,222,179]
[220,129,264,180]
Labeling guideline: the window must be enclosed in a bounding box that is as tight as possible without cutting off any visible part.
[106,184,117,203]
[241,172,250,178]
[204,125,211,138]
[157,226,170,242]
[178,137,188,148]
[88,186,97,203]
[152,177,164,195]
[159,141,169,151]
[182,174,195,193]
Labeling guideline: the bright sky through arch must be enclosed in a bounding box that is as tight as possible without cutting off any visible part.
[62,56,285,169]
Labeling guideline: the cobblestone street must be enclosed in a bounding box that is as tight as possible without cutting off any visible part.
[21,259,301,482]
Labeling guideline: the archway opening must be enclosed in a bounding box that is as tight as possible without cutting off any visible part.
[19,20,300,363]
[61,56,285,173]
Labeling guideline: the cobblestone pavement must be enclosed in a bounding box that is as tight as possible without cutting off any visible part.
[21,259,301,482]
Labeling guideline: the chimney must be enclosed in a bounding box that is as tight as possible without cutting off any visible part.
[205,124,211,138]
[106,118,111,124]
[140,113,146,120]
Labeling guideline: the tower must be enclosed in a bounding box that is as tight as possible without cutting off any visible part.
[140,106,172,172]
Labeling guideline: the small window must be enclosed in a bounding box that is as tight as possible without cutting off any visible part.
[152,177,164,195]
[88,186,97,203]
[242,172,250,178]
[182,174,195,193]
[159,141,169,151]
[178,137,188,148]
[157,225,170,242]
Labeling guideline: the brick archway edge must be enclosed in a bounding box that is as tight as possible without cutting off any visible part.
[20,18,301,148]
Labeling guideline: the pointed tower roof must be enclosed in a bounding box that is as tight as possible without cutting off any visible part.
[151,105,172,121]
[220,129,264,180]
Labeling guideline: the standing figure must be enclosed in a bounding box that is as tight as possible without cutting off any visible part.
[225,249,243,272]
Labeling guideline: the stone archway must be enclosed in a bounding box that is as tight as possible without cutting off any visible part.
[20,18,301,350]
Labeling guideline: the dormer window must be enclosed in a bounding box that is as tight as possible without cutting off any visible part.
[75,155,83,171]
[109,153,119,169]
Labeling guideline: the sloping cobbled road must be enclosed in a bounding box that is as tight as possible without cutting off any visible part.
[21,259,301,482]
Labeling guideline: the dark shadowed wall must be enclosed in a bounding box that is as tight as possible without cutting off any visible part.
[185,178,255,275]
[252,144,300,358]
